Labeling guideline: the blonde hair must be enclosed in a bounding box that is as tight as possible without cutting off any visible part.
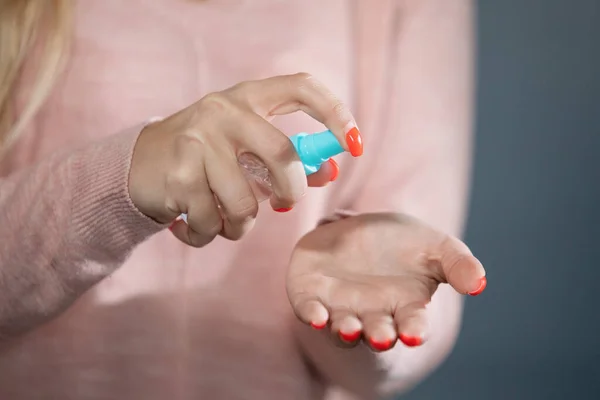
[0,0,72,159]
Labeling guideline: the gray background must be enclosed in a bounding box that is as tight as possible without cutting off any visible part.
[399,1,600,399]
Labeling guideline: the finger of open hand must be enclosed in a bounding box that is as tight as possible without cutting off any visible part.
[361,311,398,352]
[291,295,329,330]
[329,308,362,347]
[394,302,428,347]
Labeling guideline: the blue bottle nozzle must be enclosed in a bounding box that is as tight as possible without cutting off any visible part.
[290,130,345,175]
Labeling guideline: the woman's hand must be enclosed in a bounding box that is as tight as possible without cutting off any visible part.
[287,213,486,351]
[128,73,362,247]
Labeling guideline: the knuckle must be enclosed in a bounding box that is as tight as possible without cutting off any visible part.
[441,234,471,255]
[188,219,221,248]
[277,180,307,205]
[226,195,259,223]
[173,131,203,153]
[167,163,200,189]
[188,233,211,248]
[230,80,253,94]
[293,72,314,83]
[331,100,350,121]
[167,138,205,189]
[289,72,316,92]
[294,72,328,91]
[198,92,232,115]
[173,132,205,154]
[268,137,297,163]
[163,196,181,217]
[204,219,223,239]
[223,215,256,241]
[187,237,206,248]
[223,81,257,106]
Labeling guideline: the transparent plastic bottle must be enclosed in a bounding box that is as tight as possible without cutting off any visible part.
[180,130,344,222]
[237,152,276,203]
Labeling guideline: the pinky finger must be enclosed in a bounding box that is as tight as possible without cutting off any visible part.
[394,303,428,348]
[169,209,223,248]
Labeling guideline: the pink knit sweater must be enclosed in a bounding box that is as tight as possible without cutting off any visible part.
[0,1,474,398]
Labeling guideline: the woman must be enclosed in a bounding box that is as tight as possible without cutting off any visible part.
[0,0,485,399]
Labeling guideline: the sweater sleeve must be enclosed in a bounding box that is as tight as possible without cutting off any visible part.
[297,0,475,398]
[0,125,166,338]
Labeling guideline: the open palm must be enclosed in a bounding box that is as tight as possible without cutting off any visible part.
[286,213,487,351]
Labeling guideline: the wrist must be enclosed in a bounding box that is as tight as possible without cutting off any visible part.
[128,117,176,225]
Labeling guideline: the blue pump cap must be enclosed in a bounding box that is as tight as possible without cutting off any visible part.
[289,130,345,175]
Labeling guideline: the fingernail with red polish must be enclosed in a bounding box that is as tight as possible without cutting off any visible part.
[274,207,293,213]
[369,337,393,351]
[339,330,361,342]
[310,321,327,330]
[345,126,363,157]
[399,334,423,347]
[327,158,340,182]
[468,276,487,296]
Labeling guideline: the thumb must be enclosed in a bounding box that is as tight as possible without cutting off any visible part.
[435,236,487,296]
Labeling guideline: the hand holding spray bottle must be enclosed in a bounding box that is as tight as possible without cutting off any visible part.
[180,129,347,222]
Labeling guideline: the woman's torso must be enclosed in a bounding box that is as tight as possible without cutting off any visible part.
[0,1,358,398]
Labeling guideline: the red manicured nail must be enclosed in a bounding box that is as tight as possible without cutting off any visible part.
[339,330,361,342]
[468,276,487,296]
[399,334,423,347]
[345,127,363,157]
[368,337,393,351]
[274,207,293,213]
[327,158,340,181]
[310,321,327,330]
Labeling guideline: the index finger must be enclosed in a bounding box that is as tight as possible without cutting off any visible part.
[234,73,363,157]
